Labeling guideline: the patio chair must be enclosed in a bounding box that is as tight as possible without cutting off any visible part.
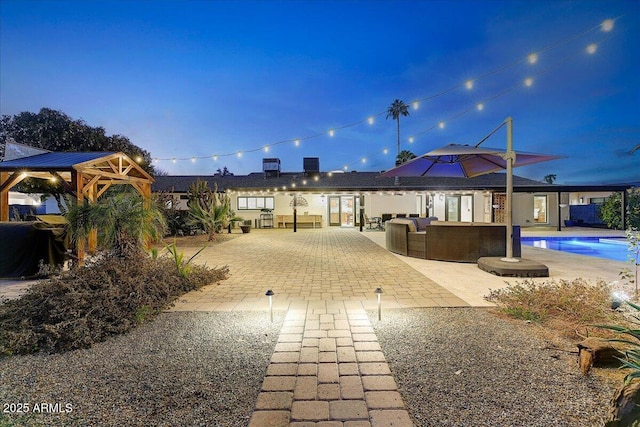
[365,214,382,230]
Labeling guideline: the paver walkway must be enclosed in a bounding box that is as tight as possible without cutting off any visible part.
[249,300,413,427]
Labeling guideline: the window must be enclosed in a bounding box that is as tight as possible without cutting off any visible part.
[237,196,274,210]
[533,195,548,224]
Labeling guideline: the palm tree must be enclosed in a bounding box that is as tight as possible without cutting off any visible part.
[66,188,166,258]
[386,99,410,157]
[396,150,416,165]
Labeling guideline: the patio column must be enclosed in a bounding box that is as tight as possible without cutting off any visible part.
[72,170,85,265]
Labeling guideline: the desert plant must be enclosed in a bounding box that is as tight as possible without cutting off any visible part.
[164,242,206,278]
[620,227,640,299]
[66,187,166,258]
[187,180,240,240]
[596,301,640,426]
[0,253,228,355]
[486,278,616,337]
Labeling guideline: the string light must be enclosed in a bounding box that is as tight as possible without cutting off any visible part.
[150,16,615,171]
[383,148,388,154]
[601,19,614,32]
[314,176,319,181]
[135,156,143,163]
[408,137,414,143]
[343,165,348,171]
[191,157,196,163]
[361,158,366,163]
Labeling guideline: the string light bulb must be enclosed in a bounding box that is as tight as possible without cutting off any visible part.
[313,176,319,181]
[465,80,473,89]
[586,43,597,54]
[438,121,445,129]
[408,137,414,143]
[328,129,335,137]
[263,146,269,152]
[383,148,388,154]
[343,165,348,170]
[361,158,366,163]
[212,155,218,161]
[476,103,484,111]
[527,53,538,64]
[294,139,300,146]
[601,19,614,32]
[237,151,243,158]
[412,101,419,110]
[172,158,176,163]
[367,116,374,125]
[191,157,196,163]
[524,77,533,87]
[135,156,143,163]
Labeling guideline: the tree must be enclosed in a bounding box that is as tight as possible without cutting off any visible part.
[1,108,155,206]
[66,187,166,259]
[187,180,239,241]
[216,166,233,176]
[543,174,557,184]
[396,150,416,165]
[599,189,640,230]
[386,99,410,157]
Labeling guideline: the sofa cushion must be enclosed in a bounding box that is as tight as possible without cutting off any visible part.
[389,218,417,232]
[414,217,434,231]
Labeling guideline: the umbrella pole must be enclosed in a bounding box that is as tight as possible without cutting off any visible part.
[503,117,517,262]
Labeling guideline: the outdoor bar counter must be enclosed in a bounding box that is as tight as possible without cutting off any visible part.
[386,220,521,262]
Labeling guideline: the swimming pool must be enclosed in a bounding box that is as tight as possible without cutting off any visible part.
[521,237,630,262]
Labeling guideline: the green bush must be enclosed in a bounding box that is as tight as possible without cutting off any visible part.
[0,253,228,355]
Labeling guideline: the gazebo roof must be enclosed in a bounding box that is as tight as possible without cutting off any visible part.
[0,152,116,170]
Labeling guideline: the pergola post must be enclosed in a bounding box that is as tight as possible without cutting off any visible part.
[72,170,85,264]
[0,172,9,222]
[87,175,98,253]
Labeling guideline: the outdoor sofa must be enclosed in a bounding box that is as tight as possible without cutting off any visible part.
[385,218,521,262]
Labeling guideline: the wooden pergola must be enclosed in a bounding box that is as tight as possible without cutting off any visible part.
[0,151,154,259]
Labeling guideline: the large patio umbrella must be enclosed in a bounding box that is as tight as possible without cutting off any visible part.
[381,117,560,260]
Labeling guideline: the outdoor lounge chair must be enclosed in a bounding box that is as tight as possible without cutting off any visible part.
[365,214,381,229]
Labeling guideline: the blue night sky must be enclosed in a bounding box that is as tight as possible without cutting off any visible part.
[1,0,638,184]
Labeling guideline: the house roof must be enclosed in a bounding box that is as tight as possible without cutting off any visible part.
[0,152,116,170]
[153,171,556,193]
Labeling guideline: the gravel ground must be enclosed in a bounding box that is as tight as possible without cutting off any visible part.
[0,311,283,427]
[371,308,617,427]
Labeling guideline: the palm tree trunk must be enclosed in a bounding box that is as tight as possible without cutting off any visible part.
[396,118,401,157]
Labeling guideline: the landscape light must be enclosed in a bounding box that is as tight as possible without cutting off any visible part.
[375,287,383,320]
[265,289,275,322]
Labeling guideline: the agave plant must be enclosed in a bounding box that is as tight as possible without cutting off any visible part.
[598,300,640,385]
[186,180,240,241]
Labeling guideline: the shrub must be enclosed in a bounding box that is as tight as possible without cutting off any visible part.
[486,278,618,338]
[0,253,228,355]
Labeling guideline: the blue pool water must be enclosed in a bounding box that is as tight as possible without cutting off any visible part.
[521,237,630,262]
